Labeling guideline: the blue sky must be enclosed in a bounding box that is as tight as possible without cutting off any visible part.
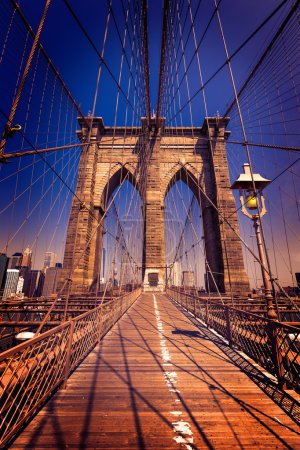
[16,0,293,120]
[0,0,299,288]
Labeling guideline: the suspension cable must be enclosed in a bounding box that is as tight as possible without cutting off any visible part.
[0,0,52,155]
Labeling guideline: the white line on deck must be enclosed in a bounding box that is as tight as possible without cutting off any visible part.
[153,294,194,450]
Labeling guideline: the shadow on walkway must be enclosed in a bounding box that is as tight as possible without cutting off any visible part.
[172,298,300,427]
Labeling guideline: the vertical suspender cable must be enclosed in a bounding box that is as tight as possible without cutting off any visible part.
[213,0,277,310]
[142,0,151,124]
[223,0,300,117]
[156,0,169,125]
[0,0,52,155]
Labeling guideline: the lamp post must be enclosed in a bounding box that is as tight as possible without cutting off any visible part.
[231,163,277,320]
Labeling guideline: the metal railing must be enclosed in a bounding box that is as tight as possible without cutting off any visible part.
[0,288,141,447]
[166,287,300,393]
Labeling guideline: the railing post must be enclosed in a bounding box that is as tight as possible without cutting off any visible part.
[97,307,103,344]
[113,298,118,326]
[63,320,75,389]
[194,297,196,316]
[205,301,209,327]
[225,306,233,348]
[268,322,287,390]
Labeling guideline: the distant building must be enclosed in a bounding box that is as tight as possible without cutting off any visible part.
[120,249,132,286]
[2,269,19,299]
[42,265,62,297]
[36,271,45,296]
[182,270,194,287]
[43,252,57,270]
[21,247,32,269]
[16,276,24,294]
[9,252,23,269]
[172,261,181,286]
[0,253,9,290]
[24,270,44,297]
[165,266,171,286]
[166,261,182,286]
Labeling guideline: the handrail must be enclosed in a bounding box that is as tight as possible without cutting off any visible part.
[0,288,141,447]
[166,287,300,393]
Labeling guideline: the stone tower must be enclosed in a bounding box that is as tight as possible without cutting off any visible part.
[58,116,250,295]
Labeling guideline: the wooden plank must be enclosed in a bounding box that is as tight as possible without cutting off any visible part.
[10,293,300,449]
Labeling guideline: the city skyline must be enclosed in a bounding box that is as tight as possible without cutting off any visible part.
[0,248,63,299]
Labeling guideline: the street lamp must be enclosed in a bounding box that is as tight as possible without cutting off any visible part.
[231,163,277,320]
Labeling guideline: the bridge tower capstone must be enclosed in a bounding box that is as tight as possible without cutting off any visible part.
[59,116,249,295]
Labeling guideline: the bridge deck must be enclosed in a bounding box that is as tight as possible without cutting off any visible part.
[11,293,300,449]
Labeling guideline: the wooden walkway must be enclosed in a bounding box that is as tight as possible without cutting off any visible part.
[11,293,300,449]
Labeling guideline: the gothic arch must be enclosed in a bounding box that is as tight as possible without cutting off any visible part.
[97,162,140,210]
[162,163,202,203]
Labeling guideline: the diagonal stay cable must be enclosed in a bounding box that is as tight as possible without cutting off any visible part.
[156,0,170,123]
[1,0,52,155]
[0,105,145,257]
[167,0,294,122]
[165,0,223,117]
[107,0,147,113]
[0,106,83,204]
[223,0,300,117]
[63,0,136,116]
[0,134,145,160]
[142,0,151,121]
[7,0,87,127]
[181,164,300,311]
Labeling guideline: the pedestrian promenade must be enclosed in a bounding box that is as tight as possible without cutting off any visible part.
[11,293,300,449]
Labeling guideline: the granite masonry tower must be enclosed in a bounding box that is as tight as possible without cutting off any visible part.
[58,116,249,294]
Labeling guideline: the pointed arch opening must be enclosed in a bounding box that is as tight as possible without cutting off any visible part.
[100,165,141,210]
[164,167,207,292]
[98,165,143,295]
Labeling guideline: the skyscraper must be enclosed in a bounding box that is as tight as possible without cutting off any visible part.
[16,276,24,294]
[21,247,32,269]
[0,253,9,291]
[42,265,62,297]
[172,261,182,286]
[35,271,45,297]
[23,270,44,297]
[2,269,19,300]
[43,252,57,270]
[9,252,23,269]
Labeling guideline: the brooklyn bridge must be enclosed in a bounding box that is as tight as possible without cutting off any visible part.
[0,0,300,448]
